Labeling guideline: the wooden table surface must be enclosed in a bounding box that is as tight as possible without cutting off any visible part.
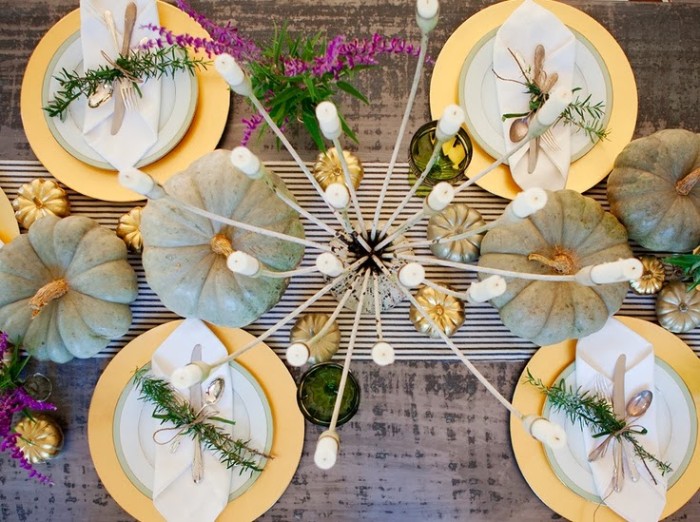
[1,1,699,521]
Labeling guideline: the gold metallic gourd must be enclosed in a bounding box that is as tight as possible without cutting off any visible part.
[409,284,465,338]
[13,179,70,229]
[290,313,341,363]
[630,256,665,295]
[656,280,700,333]
[116,207,144,253]
[427,204,486,263]
[13,414,63,464]
[313,147,364,190]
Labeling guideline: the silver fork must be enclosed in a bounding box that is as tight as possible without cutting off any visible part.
[104,9,138,111]
[541,129,560,151]
[118,3,139,111]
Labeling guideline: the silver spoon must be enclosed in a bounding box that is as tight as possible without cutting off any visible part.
[621,389,653,483]
[509,116,530,143]
[191,377,226,483]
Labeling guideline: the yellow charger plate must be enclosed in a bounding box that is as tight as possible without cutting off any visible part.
[88,320,305,522]
[430,0,637,200]
[0,188,20,244]
[511,316,700,521]
[21,2,230,202]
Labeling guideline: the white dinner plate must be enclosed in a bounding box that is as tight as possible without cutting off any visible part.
[42,31,197,170]
[458,27,612,163]
[543,359,697,502]
[113,361,273,501]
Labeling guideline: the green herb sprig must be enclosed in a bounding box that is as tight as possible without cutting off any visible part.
[664,253,700,291]
[133,369,267,475]
[44,46,209,120]
[524,369,672,477]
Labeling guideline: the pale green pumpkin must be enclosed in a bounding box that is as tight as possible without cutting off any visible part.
[140,150,305,328]
[607,129,700,252]
[478,190,632,346]
[0,215,137,363]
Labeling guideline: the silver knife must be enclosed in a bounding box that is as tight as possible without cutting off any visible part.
[110,2,137,135]
[189,343,204,483]
[612,354,626,491]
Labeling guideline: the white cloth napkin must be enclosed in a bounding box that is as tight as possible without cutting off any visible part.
[150,319,233,522]
[493,0,575,191]
[80,0,161,170]
[576,317,667,522]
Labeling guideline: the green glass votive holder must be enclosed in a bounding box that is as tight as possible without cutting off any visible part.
[407,120,473,197]
[296,362,361,427]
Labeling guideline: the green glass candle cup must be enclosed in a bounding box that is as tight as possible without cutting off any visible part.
[407,120,473,197]
[296,362,361,427]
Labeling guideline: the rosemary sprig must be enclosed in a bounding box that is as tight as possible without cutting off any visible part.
[133,368,267,475]
[664,254,700,291]
[43,46,209,120]
[525,369,672,476]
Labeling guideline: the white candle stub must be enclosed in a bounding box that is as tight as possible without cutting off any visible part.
[399,262,425,288]
[435,104,465,141]
[227,251,261,277]
[511,188,547,218]
[371,341,395,366]
[230,146,262,179]
[314,432,339,470]
[316,252,345,277]
[316,101,342,140]
[214,53,251,96]
[170,363,209,390]
[535,88,572,127]
[467,275,506,303]
[324,183,350,209]
[590,258,643,284]
[426,182,455,211]
[525,416,567,449]
[415,0,439,33]
[286,342,309,367]
[118,168,155,196]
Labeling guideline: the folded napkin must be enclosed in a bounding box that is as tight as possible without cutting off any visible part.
[150,319,233,522]
[493,0,575,191]
[80,0,161,170]
[576,317,666,522]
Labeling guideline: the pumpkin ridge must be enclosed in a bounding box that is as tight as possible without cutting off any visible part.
[568,207,605,251]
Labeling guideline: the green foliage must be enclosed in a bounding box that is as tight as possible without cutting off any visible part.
[664,254,700,291]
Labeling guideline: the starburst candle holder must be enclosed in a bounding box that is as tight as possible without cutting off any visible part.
[120,0,644,470]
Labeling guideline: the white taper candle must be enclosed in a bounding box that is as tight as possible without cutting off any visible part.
[286,342,309,367]
[314,431,340,470]
[230,146,263,179]
[316,101,342,140]
[371,341,396,366]
[435,104,465,141]
[324,183,350,209]
[316,252,345,277]
[399,262,425,288]
[214,53,252,96]
[523,416,567,449]
[510,188,547,218]
[226,251,262,277]
[467,275,507,303]
[118,168,164,198]
[535,88,572,127]
[170,361,212,390]
[426,182,455,211]
[590,258,643,284]
[415,0,439,33]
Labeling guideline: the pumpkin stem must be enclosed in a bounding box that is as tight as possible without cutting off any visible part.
[210,234,234,257]
[528,252,576,275]
[676,168,700,196]
[29,279,69,318]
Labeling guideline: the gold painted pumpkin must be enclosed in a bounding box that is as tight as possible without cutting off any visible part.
[14,414,63,464]
[478,190,632,346]
[116,207,143,253]
[607,129,700,252]
[140,150,304,328]
[656,280,700,333]
[290,313,341,363]
[427,204,486,263]
[409,284,465,338]
[313,147,364,190]
[0,215,138,362]
[629,256,665,295]
[13,179,70,229]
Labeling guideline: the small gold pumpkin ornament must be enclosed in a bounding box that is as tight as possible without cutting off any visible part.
[409,284,465,338]
[630,256,665,295]
[12,179,70,229]
[290,313,341,363]
[116,207,143,253]
[427,204,486,263]
[656,280,700,333]
[312,147,364,190]
[13,414,64,464]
